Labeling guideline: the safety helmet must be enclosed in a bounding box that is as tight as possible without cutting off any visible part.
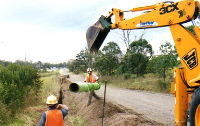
[87,68,92,72]
[46,95,58,105]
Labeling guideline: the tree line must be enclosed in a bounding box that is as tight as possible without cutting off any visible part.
[68,25,197,78]
[0,60,68,70]
[67,39,180,81]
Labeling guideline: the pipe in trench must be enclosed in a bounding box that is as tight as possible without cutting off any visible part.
[69,82,101,92]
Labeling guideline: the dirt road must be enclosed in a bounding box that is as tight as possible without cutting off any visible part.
[69,74,175,126]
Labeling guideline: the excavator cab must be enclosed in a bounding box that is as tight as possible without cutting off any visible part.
[86,16,111,52]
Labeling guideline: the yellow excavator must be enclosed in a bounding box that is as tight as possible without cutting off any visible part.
[86,0,200,125]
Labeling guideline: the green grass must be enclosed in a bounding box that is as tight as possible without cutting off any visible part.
[100,73,172,93]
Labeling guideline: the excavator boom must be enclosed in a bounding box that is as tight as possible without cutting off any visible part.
[86,0,199,52]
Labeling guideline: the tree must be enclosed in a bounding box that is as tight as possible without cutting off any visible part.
[0,60,10,66]
[129,39,153,56]
[68,49,91,73]
[75,50,90,71]
[34,61,42,69]
[121,30,132,49]
[147,41,179,81]
[94,41,122,75]
[119,39,153,76]
[102,41,122,57]
[120,29,146,50]
[186,25,195,35]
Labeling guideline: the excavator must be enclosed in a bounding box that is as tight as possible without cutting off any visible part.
[86,0,200,125]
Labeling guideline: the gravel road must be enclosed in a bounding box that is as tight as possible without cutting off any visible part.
[69,74,175,126]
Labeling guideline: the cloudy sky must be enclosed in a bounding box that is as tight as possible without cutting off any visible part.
[0,0,187,63]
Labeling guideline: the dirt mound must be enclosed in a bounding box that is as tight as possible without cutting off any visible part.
[61,79,163,126]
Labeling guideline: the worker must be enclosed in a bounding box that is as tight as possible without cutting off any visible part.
[84,68,100,106]
[39,95,68,126]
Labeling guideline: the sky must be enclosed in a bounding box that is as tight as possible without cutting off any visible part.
[0,0,193,63]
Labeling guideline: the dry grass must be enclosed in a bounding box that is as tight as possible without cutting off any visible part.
[7,105,46,126]
[40,74,60,103]
[68,115,86,126]
[100,74,172,93]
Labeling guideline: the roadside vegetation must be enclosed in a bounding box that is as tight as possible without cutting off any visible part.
[67,96,86,126]
[0,64,42,125]
[0,63,60,126]
[68,39,179,93]
[100,73,172,93]
[0,60,68,71]
[68,26,195,93]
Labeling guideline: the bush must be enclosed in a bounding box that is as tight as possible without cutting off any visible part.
[123,73,131,80]
[0,64,42,114]
[159,80,167,90]
[0,100,11,124]
[158,80,171,93]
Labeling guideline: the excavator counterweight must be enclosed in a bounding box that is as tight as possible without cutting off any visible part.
[86,16,111,52]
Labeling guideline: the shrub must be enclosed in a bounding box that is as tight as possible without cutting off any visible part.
[0,64,42,114]
[0,100,11,124]
[123,73,131,80]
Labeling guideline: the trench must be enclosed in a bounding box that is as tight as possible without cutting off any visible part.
[58,76,163,126]
[58,87,63,104]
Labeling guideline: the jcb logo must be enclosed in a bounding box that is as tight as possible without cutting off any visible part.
[182,49,198,70]
[159,3,179,15]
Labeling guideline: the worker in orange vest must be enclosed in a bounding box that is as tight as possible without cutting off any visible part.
[39,95,68,126]
[84,68,100,106]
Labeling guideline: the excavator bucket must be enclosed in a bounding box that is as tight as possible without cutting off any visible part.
[86,16,111,52]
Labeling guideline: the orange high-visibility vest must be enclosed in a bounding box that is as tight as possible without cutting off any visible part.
[85,74,97,83]
[45,109,63,126]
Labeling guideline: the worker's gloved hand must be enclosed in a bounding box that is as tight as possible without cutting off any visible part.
[57,104,68,110]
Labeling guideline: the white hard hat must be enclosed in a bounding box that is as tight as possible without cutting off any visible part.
[87,68,92,72]
[46,95,58,105]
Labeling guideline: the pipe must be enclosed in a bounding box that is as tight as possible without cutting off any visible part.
[69,82,101,92]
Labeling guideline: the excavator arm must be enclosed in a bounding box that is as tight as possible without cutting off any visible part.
[87,0,200,86]
[86,0,200,125]
[87,0,199,51]
[109,1,198,29]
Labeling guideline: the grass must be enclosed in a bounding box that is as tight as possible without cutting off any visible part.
[100,73,172,93]
[8,71,60,126]
[68,115,85,126]
[7,105,45,126]
[40,71,59,77]
[40,74,60,103]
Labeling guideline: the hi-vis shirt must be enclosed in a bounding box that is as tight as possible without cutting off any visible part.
[39,107,68,126]
[85,74,98,83]
[45,109,63,126]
